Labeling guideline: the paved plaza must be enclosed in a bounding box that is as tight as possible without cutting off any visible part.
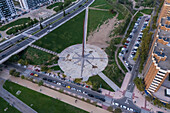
[58,44,108,81]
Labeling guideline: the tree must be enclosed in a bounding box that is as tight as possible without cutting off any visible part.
[134,77,145,91]
[13,72,20,77]
[9,69,16,75]
[41,66,49,72]
[92,82,99,91]
[63,10,66,16]
[114,108,122,113]
[38,80,43,86]
[86,81,92,86]
[107,106,113,112]
[21,75,25,79]
[62,74,67,78]
[74,78,82,83]
[145,96,153,102]
[18,59,25,65]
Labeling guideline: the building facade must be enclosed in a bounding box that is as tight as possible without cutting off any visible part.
[143,0,170,94]
[19,0,51,10]
[0,0,17,20]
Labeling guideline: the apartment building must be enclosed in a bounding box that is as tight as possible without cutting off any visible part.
[143,0,170,95]
[0,0,17,20]
[19,0,51,10]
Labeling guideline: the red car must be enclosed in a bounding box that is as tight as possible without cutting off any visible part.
[30,73,34,76]
[35,69,40,72]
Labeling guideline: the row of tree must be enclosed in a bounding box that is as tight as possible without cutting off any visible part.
[145,96,170,109]
[133,77,145,91]
[6,18,39,35]
[9,69,20,77]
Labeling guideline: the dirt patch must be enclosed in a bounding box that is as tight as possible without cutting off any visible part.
[87,14,121,49]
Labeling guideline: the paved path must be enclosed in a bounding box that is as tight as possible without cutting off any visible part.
[9,76,111,113]
[30,44,58,56]
[0,78,37,113]
[98,72,120,91]
[89,7,109,11]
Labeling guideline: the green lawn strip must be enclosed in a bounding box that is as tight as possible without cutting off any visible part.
[95,4,112,9]
[125,12,143,37]
[50,66,61,71]
[19,47,55,65]
[88,75,114,91]
[103,40,125,87]
[0,97,21,113]
[34,11,85,53]
[140,9,153,15]
[90,0,109,7]
[3,81,88,113]
[88,9,116,35]
[117,12,124,20]
[0,18,31,31]
[47,2,63,9]
[117,47,128,73]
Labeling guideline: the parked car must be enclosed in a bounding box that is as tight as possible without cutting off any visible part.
[43,77,47,80]
[34,74,38,77]
[30,73,34,76]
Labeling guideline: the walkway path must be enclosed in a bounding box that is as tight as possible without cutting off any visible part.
[30,44,58,56]
[115,44,126,74]
[98,72,120,91]
[89,7,109,11]
[9,76,111,113]
[0,78,37,113]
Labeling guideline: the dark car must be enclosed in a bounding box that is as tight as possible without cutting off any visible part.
[61,84,66,87]
[47,79,52,82]
[43,77,47,80]
[88,94,94,97]
[99,98,105,102]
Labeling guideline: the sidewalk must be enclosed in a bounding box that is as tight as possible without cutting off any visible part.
[9,76,111,113]
[101,73,131,99]
[132,86,169,113]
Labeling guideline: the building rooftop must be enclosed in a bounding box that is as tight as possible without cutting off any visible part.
[154,42,170,70]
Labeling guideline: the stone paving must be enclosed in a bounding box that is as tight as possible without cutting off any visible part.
[58,44,108,81]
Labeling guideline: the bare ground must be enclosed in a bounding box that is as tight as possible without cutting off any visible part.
[87,13,121,49]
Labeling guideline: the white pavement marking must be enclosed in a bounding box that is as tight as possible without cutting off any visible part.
[22,32,38,40]
[98,72,120,91]
[30,44,58,56]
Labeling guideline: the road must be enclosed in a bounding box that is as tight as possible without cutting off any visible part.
[0,0,94,63]
[0,78,37,113]
[5,62,141,113]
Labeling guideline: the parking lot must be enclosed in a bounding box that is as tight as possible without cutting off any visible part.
[119,16,150,69]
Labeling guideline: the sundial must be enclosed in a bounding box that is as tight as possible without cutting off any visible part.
[58,8,108,81]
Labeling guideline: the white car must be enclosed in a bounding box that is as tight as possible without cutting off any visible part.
[123,106,127,109]
[115,103,119,106]
[127,108,130,111]
[57,82,61,85]
[120,105,123,108]
[127,38,132,41]
[71,87,76,90]
[130,108,133,112]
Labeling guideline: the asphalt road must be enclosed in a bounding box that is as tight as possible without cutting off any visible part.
[0,0,93,63]
[6,62,141,113]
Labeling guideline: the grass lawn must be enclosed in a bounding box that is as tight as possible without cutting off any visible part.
[34,11,85,53]
[0,97,20,113]
[3,80,88,113]
[88,75,114,91]
[88,9,116,35]
[95,4,112,9]
[140,9,153,15]
[47,2,63,9]
[50,66,61,71]
[103,39,125,87]
[90,0,109,7]
[19,47,55,65]
[0,18,31,31]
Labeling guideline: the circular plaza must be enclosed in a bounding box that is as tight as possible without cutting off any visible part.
[58,44,108,81]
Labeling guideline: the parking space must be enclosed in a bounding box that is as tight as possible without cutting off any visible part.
[119,16,150,70]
